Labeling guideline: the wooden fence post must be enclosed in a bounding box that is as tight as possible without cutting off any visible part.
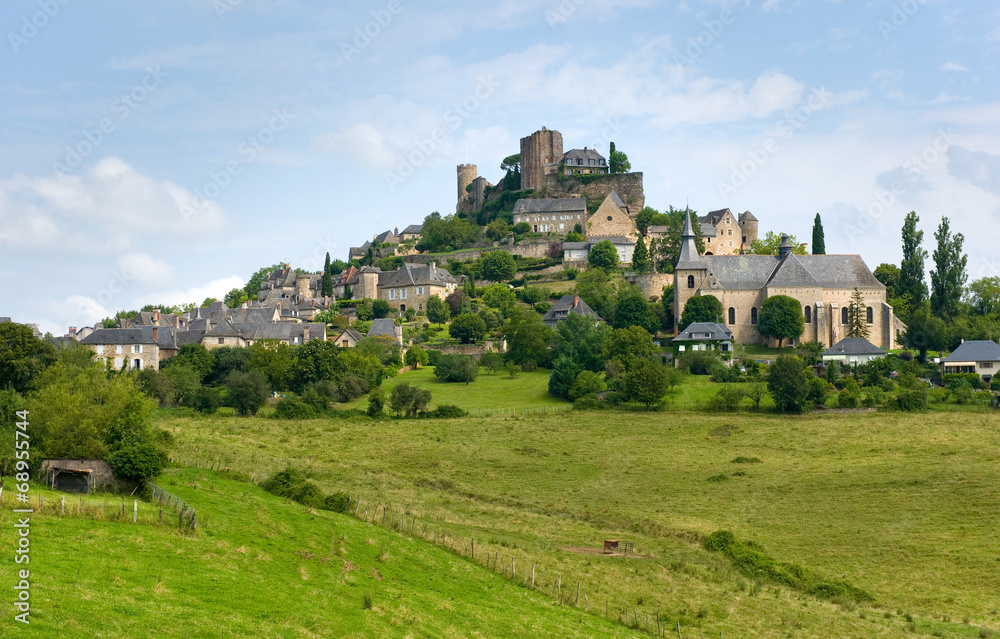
[557,574,561,600]
[677,620,682,639]
[575,582,580,607]
[355,499,360,516]
[470,538,474,559]
[133,500,137,523]
[363,504,368,521]
[159,507,163,523]
[531,563,535,588]
[61,495,65,515]
[512,557,515,581]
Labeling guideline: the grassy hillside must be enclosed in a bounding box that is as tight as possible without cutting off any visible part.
[163,409,1000,638]
[0,469,643,638]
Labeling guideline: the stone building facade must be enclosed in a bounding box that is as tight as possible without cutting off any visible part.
[698,209,759,256]
[512,197,587,233]
[520,128,564,190]
[585,191,638,240]
[80,329,161,370]
[378,262,458,312]
[672,213,903,350]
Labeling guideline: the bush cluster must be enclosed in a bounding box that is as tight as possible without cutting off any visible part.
[261,468,352,513]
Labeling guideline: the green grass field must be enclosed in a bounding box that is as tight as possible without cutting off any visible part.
[0,469,644,638]
[345,367,568,412]
[156,407,1000,638]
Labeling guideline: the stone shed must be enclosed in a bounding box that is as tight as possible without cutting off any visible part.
[41,459,117,493]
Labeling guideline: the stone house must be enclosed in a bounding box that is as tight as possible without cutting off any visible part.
[562,147,608,176]
[80,328,161,370]
[698,209,759,256]
[374,229,400,245]
[512,197,587,234]
[332,328,364,348]
[378,262,458,312]
[348,240,372,262]
[673,212,903,350]
[541,295,603,327]
[400,224,423,241]
[367,318,403,346]
[585,191,637,240]
[822,337,887,365]
[673,322,733,358]
[941,340,1000,382]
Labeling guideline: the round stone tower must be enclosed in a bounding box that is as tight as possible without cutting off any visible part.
[739,211,759,247]
[295,272,310,299]
[457,164,477,205]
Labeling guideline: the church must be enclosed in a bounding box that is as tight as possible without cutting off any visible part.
[672,212,905,350]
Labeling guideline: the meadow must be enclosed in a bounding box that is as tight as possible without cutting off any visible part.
[159,405,1000,638]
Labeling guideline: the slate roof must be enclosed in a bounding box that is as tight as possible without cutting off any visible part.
[822,337,885,357]
[379,262,457,287]
[175,330,206,347]
[942,340,1000,363]
[401,224,423,235]
[334,329,364,344]
[675,212,706,271]
[563,148,606,164]
[701,209,732,226]
[674,322,733,342]
[203,318,249,339]
[136,326,178,349]
[228,308,281,324]
[80,329,159,345]
[701,223,718,238]
[542,295,602,323]
[697,254,885,291]
[374,230,399,245]
[367,319,401,340]
[608,190,626,209]
[739,210,757,222]
[513,197,586,215]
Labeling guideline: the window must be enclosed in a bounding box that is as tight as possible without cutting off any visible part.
[728,307,736,325]
[687,275,695,289]
[751,307,758,325]
[96,345,104,355]
[982,362,994,369]
[589,159,595,166]
[805,306,812,324]
[600,159,606,165]
[866,307,873,324]
[541,225,548,232]
[132,344,142,353]
[389,289,395,300]
[401,288,407,299]
[559,223,564,230]
[728,229,733,236]
[533,225,538,232]
[218,338,224,345]
[607,215,613,221]
[417,286,424,295]
[842,307,849,325]
[116,345,123,354]
[577,159,583,165]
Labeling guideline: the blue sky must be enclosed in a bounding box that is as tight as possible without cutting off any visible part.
[2,0,999,334]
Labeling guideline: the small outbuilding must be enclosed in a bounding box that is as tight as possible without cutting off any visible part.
[822,337,886,365]
[542,295,603,327]
[673,322,733,359]
[40,459,117,493]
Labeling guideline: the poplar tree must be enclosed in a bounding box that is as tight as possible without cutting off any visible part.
[929,216,967,321]
[898,211,928,308]
[632,235,650,273]
[321,252,333,297]
[811,213,825,255]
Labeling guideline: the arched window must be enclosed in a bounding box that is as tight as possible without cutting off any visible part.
[866,307,874,324]
[687,275,695,289]
[805,305,812,324]
[842,307,849,325]
[728,307,736,325]
[751,307,758,325]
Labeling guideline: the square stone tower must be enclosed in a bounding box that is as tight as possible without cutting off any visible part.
[520,128,563,190]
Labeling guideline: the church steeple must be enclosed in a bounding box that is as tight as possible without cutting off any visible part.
[675,210,705,270]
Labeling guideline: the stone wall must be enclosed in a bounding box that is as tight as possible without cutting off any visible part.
[41,459,118,491]
[426,339,506,356]
[541,172,645,211]
[404,239,558,264]
[630,273,673,300]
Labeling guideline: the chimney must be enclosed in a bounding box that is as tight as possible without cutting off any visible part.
[394,226,399,236]
[573,295,579,309]
[153,308,161,326]
[152,327,158,342]
[430,262,437,277]
[69,326,77,336]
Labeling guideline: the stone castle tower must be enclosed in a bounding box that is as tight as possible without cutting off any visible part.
[520,128,564,190]
[457,164,477,204]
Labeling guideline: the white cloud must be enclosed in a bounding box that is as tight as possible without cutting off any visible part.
[117,253,175,286]
[139,276,246,308]
[0,157,226,251]
[940,61,970,72]
[315,123,399,170]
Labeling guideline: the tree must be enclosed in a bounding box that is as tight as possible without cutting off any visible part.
[553,311,612,373]
[246,339,293,391]
[426,295,450,324]
[207,346,251,385]
[512,222,531,236]
[679,295,724,330]
[767,355,809,413]
[388,382,430,418]
[0,322,57,393]
[367,386,385,417]
[660,285,675,332]
[480,284,518,318]
[485,219,509,242]
[574,268,617,322]
[225,370,270,416]
[321,252,333,297]
[243,262,286,301]
[749,231,807,255]
[609,141,631,174]
[901,307,947,363]
[613,287,660,334]
[161,343,213,381]
[846,288,870,339]
[500,153,521,173]
[106,438,166,486]
[899,211,928,308]
[449,313,487,344]
[967,276,1000,316]
[548,357,583,399]
[502,310,554,369]
[874,263,901,300]
[810,213,826,254]
[604,325,659,364]
[632,235,651,273]
[635,207,657,235]
[224,287,248,308]
[404,345,428,367]
[587,240,620,270]
[480,250,517,282]
[758,295,805,347]
[287,339,342,393]
[479,351,503,374]
[434,354,479,384]
[569,370,606,401]
[929,216,967,321]
[416,212,481,253]
[619,357,669,410]
[372,298,391,319]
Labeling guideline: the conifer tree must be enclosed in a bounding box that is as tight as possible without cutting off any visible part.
[632,235,650,273]
[899,211,928,308]
[847,288,870,339]
[321,252,333,297]
[811,213,825,255]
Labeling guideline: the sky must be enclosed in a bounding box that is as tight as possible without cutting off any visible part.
[2,0,999,335]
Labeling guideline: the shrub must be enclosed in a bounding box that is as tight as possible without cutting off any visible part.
[324,492,351,513]
[766,356,809,413]
[274,396,318,419]
[225,370,270,416]
[367,386,385,417]
[806,376,830,407]
[192,386,223,414]
[389,382,431,417]
[261,468,325,508]
[404,345,428,367]
[434,354,479,384]
[837,388,859,408]
[106,439,167,485]
[420,404,468,419]
[709,385,743,412]
[449,313,487,344]
[731,456,763,464]
[573,395,601,411]
[710,364,742,383]
[425,349,443,367]
[569,370,606,401]
[944,373,983,391]
[678,351,720,375]
[371,298,391,319]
